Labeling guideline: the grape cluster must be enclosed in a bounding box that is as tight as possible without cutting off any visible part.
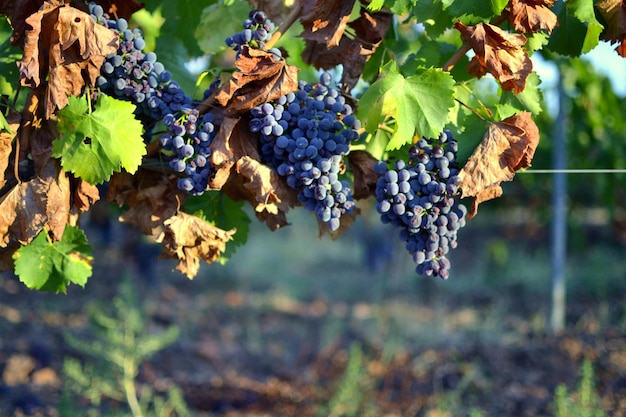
[225,9,281,59]
[374,131,467,279]
[159,109,217,195]
[88,2,192,124]
[248,72,361,231]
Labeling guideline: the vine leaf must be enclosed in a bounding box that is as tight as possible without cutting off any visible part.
[0,111,20,190]
[458,111,540,219]
[108,170,235,278]
[214,46,299,117]
[455,22,533,94]
[300,0,356,47]
[13,225,93,293]
[358,64,456,150]
[18,2,119,117]
[595,0,626,55]
[159,212,235,279]
[302,7,393,91]
[0,0,47,46]
[507,0,558,34]
[209,117,298,230]
[184,192,251,263]
[547,0,604,56]
[53,94,146,185]
[0,159,72,249]
[348,150,379,200]
[108,169,184,238]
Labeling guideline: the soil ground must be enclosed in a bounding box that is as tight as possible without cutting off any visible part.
[1,207,625,417]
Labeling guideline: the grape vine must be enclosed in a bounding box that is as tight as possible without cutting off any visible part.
[0,0,621,292]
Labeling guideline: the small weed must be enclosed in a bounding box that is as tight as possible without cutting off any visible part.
[554,360,606,417]
[59,276,192,417]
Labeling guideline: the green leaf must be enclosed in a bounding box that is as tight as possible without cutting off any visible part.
[184,191,250,263]
[367,0,386,11]
[547,0,603,56]
[412,1,455,38]
[13,226,93,293]
[196,1,258,55]
[444,0,501,22]
[0,112,13,134]
[159,0,217,58]
[358,63,455,150]
[501,72,544,115]
[53,95,146,184]
[154,36,198,97]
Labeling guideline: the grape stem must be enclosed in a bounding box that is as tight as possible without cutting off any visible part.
[454,98,489,123]
[265,1,303,50]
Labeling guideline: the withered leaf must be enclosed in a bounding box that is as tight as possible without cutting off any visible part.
[18,3,119,118]
[507,0,558,34]
[300,0,356,47]
[230,155,298,230]
[0,241,20,272]
[213,47,299,117]
[0,158,71,247]
[209,118,297,230]
[455,22,533,94]
[595,0,626,51]
[207,117,243,190]
[0,111,20,191]
[108,169,185,238]
[458,112,539,219]
[159,212,235,279]
[347,150,378,200]
[71,178,100,213]
[302,8,392,91]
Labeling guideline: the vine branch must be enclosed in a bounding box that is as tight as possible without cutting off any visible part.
[265,2,302,50]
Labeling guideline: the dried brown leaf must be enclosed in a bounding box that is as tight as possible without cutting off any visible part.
[232,155,297,230]
[302,8,392,91]
[0,241,20,272]
[507,0,558,34]
[159,212,235,279]
[0,158,71,247]
[458,112,539,218]
[71,178,100,213]
[18,3,119,117]
[207,117,243,190]
[300,0,356,47]
[596,0,626,46]
[209,118,297,230]
[108,169,185,237]
[455,22,533,94]
[348,150,378,200]
[0,111,20,190]
[214,47,299,117]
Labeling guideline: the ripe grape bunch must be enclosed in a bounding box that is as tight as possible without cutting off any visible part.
[225,9,282,59]
[249,72,361,231]
[375,132,467,279]
[88,2,192,124]
[159,109,217,195]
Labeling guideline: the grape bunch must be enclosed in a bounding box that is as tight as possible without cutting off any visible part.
[248,72,361,231]
[88,2,192,124]
[374,131,467,279]
[159,109,217,195]
[225,9,281,59]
